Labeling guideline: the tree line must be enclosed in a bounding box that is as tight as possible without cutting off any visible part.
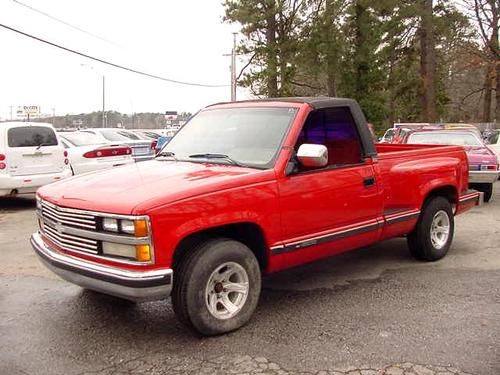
[224,0,499,130]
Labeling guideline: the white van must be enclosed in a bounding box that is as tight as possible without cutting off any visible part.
[0,122,72,197]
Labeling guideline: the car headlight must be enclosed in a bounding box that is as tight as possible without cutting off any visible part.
[102,242,152,262]
[102,218,149,237]
[120,219,135,234]
[36,195,42,210]
[103,218,119,232]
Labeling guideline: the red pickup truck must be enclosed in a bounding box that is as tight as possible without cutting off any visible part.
[32,98,481,335]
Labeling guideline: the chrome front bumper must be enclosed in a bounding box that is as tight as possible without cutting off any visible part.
[469,170,499,184]
[31,232,172,302]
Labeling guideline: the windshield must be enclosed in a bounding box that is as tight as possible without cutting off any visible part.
[408,132,483,147]
[60,132,107,147]
[161,107,297,169]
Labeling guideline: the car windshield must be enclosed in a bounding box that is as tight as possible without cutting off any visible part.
[408,132,483,147]
[161,107,298,169]
[60,132,107,147]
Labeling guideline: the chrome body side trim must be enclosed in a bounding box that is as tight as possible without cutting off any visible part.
[271,209,421,255]
[271,220,382,255]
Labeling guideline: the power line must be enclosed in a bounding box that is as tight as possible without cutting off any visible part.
[0,23,229,88]
[12,0,122,48]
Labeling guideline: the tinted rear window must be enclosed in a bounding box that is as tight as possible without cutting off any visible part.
[8,126,58,147]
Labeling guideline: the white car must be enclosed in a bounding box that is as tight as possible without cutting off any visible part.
[80,128,155,162]
[58,132,135,175]
[0,122,72,197]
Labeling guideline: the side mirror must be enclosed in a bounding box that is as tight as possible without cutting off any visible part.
[297,144,328,168]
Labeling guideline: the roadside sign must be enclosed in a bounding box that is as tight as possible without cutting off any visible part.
[17,105,41,119]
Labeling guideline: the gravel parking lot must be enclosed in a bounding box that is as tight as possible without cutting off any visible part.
[1,186,499,375]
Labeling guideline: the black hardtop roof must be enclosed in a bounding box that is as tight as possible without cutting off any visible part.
[208,97,358,109]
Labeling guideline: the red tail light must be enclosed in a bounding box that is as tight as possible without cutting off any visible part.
[83,147,132,158]
[0,154,6,169]
[486,165,498,171]
[151,141,157,150]
[63,150,68,157]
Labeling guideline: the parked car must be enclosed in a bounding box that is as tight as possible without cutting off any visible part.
[154,135,173,154]
[379,128,395,143]
[0,122,71,197]
[130,130,162,140]
[58,131,134,175]
[399,129,499,202]
[485,129,500,159]
[32,97,480,336]
[80,128,155,162]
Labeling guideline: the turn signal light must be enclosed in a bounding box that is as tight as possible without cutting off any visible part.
[134,220,149,237]
[136,244,151,262]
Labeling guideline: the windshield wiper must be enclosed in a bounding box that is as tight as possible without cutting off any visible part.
[36,143,51,150]
[156,151,177,160]
[188,153,247,167]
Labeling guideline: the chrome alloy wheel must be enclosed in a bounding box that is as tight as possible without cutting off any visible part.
[430,210,450,249]
[205,262,249,320]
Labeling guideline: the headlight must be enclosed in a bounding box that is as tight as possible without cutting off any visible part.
[103,218,149,237]
[102,242,152,262]
[36,196,42,210]
[120,219,135,234]
[103,218,119,232]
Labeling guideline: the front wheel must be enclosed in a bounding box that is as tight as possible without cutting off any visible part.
[171,238,261,336]
[407,197,454,261]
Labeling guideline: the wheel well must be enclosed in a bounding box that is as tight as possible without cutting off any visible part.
[172,223,269,271]
[423,186,457,208]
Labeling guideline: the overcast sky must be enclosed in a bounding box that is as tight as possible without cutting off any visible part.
[0,0,249,120]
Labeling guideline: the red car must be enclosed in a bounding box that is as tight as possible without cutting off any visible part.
[394,128,499,202]
[32,98,480,335]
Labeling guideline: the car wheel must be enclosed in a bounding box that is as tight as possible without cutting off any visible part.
[407,196,454,261]
[171,238,261,336]
[480,183,493,203]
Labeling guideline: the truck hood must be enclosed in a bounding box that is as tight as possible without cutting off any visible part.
[38,160,273,214]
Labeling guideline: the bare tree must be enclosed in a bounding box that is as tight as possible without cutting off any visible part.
[419,0,437,122]
[463,0,499,122]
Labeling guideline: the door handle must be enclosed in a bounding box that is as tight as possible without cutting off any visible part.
[363,176,376,187]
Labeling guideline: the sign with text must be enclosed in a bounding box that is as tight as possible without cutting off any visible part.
[17,105,41,118]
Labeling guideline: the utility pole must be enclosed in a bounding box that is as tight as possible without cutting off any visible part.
[231,32,237,102]
[9,106,13,120]
[224,33,238,102]
[52,108,55,125]
[102,75,106,128]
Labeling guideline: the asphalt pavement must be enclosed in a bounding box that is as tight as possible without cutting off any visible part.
[1,186,499,375]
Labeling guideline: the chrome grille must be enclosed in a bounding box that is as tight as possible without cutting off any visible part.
[41,221,99,254]
[41,201,97,230]
[39,200,99,255]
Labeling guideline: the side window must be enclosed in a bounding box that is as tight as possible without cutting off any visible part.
[295,107,363,168]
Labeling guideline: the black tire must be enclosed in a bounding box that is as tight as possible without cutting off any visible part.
[171,238,261,336]
[407,196,454,261]
[480,183,493,203]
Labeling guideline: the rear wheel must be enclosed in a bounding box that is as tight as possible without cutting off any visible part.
[171,238,261,336]
[479,183,493,203]
[407,197,454,261]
